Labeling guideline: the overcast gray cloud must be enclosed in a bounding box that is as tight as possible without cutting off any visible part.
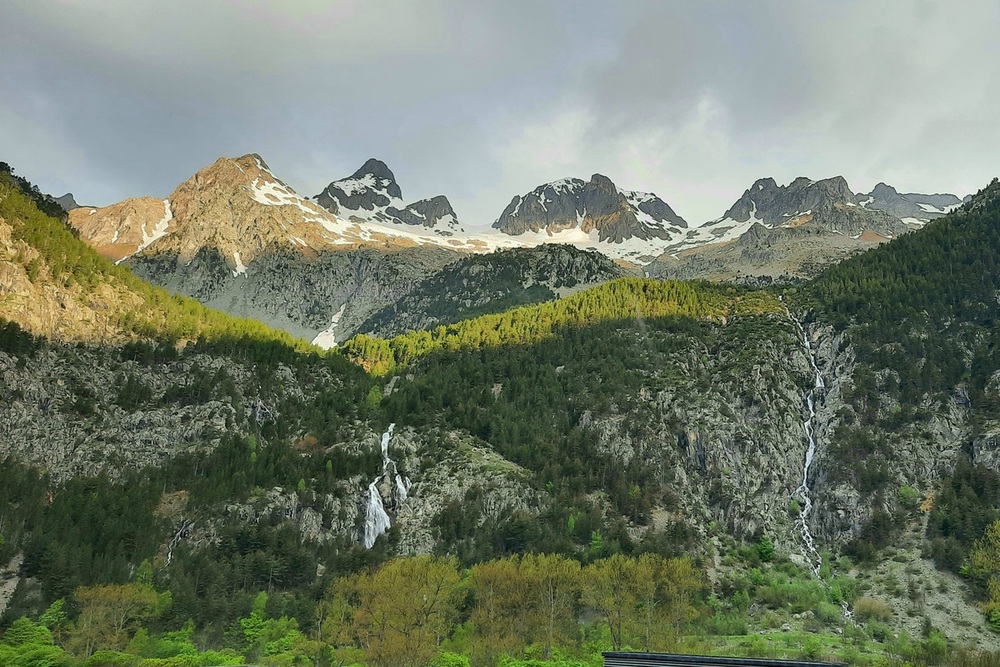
[1,0,997,227]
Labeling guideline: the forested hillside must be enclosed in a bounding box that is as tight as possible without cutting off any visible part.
[795,178,1000,561]
[6,168,1000,666]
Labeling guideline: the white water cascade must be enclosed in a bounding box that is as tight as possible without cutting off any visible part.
[785,309,854,622]
[792,319,825,578]
[362,480,392,549]
[360,423,412,549]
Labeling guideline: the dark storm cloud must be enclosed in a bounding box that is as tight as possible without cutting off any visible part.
[1,1,996,226]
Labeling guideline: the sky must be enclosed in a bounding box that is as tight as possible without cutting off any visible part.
[1,0,998,228]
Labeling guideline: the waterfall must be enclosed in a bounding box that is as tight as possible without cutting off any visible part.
[380,423,393,469]
[360,423,408,549]
[394,474,411,505]
[362,480,392,549]
[165,520,192,566]
[790,314,824,578]
[784,308,854,623]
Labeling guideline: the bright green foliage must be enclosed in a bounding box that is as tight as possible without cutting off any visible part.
[0,617,75,667]
[343,277,781,374]
[431,651,472,667]
[1,617,55,647]
[39,600,68,630]
[755,538,775,563]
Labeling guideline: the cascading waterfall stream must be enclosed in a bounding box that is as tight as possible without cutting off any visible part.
[165,520,192,566]
[786,310,855,623]
[782,302,825,578]
[361,423,411,549]
[796,330,824,579]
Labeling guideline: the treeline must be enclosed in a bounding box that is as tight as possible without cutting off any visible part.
[342,278,782,374]
[0,553,705,667]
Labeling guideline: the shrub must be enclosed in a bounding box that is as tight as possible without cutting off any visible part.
[854,596,893,623]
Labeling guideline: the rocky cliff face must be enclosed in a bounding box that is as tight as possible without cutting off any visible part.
[0,340,537,556]
[388,195,460,235]
[648,224,881,283]
[128,245,460,346]
[717,176,906,237]
[67,197,174,263]
[653,175,929,280]
[314,159,464,235]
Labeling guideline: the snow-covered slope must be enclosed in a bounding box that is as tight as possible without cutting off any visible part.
[491,173,687,263]
[314,159,464,236]
[665,176,909,255]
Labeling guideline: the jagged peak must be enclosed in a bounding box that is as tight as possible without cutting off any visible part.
[751,177,778,191]
[351,158,396,183]
[818,175,849,186]
[870,182,898,196]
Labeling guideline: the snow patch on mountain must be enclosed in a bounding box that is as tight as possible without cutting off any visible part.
[232,251,247,277]
[669,200,766,251]
[139,200,173,253]
[312,303,347,349]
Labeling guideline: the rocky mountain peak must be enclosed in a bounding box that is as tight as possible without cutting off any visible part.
[313,160,462,234]
[589,173,617,193]
[870,182,898,198]
[55,193,80,211]
[859,181,964,223]
[353,158,397,183]
[491,174,687,264]
[68,153,349,270]
[676,175,909,257]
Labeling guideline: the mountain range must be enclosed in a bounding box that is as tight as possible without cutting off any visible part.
[61,152,968,344]
[4,152,1000,662]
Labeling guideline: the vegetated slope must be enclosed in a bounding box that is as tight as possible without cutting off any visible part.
[7,182,1000,659]
[344,278,825,558]
[358,244,629,337]
[0,168,308,350]
[342,277,770,373]
[799,178,1000,560]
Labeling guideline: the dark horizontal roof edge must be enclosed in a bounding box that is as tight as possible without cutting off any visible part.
[602,653,845,667]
